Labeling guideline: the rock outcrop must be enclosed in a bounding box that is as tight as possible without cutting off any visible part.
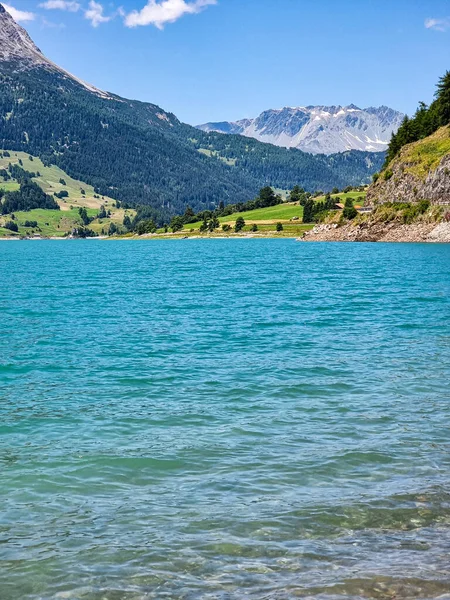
[302,221,450,243]
[367,126,450,205]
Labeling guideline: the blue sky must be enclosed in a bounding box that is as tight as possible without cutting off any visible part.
[5,0,450,124]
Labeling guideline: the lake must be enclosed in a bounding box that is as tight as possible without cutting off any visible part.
[1,239,450,599]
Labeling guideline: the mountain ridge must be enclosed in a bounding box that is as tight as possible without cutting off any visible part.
[0,4,384,218]
[197,104,404,155]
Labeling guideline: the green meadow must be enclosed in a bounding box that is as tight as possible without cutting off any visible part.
[185,191,366,234]
[0,150,135,237]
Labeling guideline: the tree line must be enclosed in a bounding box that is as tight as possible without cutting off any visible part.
[0,164,59,214]
[384,71,450,166]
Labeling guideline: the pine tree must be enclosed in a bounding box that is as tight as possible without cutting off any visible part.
[436,70,450,126]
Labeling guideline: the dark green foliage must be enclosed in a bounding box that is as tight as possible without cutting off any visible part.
[135,219,157,235]
[302,198,315,223]
[402,199,431,223]
[59,178,66,186]
[1,180,59,213]
[23,220,38,227]
[0,68,257,218]
[0,65,383,217]
[97,205,107,219]
[73,226,96,238]
[207,216,220,232]
[182,205,195,223]
[8,164,36,183]
[123,215,132,230]
[343,206,358,220]
[302,196,334,223]
[222,224,231,232]
[78,207,91,225]
[108,222,117,235]
[4,220,18,232]
[191,127,384,194]
[170,216,184,232]
[54,190,68,199]
[325,195,337,210]
[250,224,258,232]
[276,222,283,231]
[235,216,245,232]
[385,71,450,166]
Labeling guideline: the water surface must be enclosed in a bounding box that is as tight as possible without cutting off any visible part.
[1,240,450,599]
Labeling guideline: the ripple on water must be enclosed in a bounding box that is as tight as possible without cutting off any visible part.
[0,240,450,599]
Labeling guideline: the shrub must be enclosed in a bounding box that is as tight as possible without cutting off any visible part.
[4,220,18,232]
[250,224,258,232]
[235,216,245,232]
[343,206,358,220]
[222,224,231,232]
[276,222,283,231]
[417,199,431,214]
[384,169,393,181]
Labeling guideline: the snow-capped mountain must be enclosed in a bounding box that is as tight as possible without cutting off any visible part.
[197,105,404,155]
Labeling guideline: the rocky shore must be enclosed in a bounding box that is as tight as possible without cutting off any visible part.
[302,221,450,243]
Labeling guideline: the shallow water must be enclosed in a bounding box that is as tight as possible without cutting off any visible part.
[1,239,450,600]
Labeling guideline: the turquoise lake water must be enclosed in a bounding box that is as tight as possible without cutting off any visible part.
[1,239,450,600]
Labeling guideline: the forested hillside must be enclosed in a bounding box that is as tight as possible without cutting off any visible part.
[0,4,384,219]
[188,127,384,192]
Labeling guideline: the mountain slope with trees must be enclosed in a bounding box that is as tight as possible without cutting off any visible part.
[0,3,383,220]
[368,71,450,206]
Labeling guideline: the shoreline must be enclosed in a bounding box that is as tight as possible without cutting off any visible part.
[2,223,450,242]
[301,221,450,243]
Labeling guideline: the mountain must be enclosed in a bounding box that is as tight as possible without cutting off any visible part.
[367,125,450,205]
[197,105,404,155]
[0,5,384,219]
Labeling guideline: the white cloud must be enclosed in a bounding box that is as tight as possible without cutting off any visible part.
[39,1,81,11]
[84,0,111,27]
[124,0,217,29]
[425,17,450,32]
[3,3,36,21]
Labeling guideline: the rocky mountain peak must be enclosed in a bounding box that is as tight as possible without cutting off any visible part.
[197,104,405,155]
[0,4,112,97]
[0,3,46,65]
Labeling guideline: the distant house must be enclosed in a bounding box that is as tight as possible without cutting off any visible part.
[335,203,345,210]
[357,206,373,213]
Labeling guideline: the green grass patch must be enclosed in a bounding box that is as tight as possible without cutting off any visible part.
[186,191,366,231]
[401,126,450,180]
[0,150,136,236]
[0,150,116,209]
[0,181,20,193]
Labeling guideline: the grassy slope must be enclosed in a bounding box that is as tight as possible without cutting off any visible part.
[0,151,135,237]
[184,192,366,235]
[401,125,450,180]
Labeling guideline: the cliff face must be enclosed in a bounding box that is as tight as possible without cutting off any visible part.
[302,221,450,243]
[367,126,450,205]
